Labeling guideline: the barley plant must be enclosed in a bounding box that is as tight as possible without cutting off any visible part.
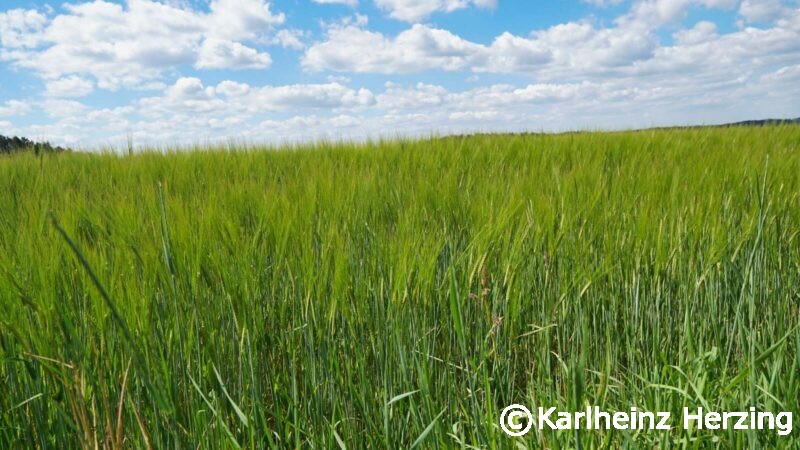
[1,126,798,449]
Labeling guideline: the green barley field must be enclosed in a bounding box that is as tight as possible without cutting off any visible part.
[1,126,799,449]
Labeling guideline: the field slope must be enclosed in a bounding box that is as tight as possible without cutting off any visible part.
[1,126,799,448]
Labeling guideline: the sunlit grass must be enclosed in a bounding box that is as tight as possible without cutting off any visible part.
[1,126,798,448]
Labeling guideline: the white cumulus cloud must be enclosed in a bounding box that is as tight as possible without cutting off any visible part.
[303,0,800,83]
[45,76,95,97]
[739,0,788,22]
[0,0,288,90]
[312,0,358,6]
[374,0,497,22]
[196,38,272,69]
[0,8,47,48]
[207,0,285,41]
[0,100,31,117]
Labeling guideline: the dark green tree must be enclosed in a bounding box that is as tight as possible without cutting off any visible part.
[0,135,67,155]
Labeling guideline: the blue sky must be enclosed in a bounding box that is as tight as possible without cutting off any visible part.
[0,0,798,148]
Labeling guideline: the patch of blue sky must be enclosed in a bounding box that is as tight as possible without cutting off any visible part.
[1,0,798,147]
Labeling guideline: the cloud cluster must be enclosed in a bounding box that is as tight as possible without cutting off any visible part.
[137,77,375,116]
[1,0,799,147]
[304,2,800,81]
[0,0,285,92]
[739,0,788,22]
[374,0,497,22]
[10,55,799,147]
[312,0,359,7]
[0,100,30,117]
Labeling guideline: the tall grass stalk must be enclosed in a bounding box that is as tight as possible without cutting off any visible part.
[1,126,798,448]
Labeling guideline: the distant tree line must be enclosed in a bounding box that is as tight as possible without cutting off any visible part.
[0,135,67,155]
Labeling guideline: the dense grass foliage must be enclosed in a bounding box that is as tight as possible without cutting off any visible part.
[1,127,799,449]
